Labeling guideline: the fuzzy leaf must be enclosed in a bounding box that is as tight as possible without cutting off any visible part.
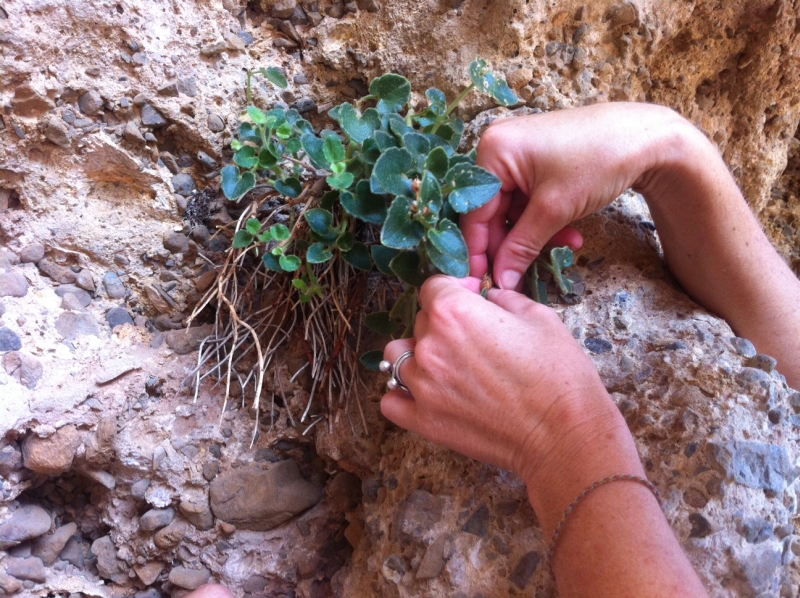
[340,180,388,224]
[490,78,518,106]
[258,148,278,168]
[263,252,283,272]
[233,230,254,248]
[425,146,449,180]
[221,165,256,201]
[381,197,425,250]
[260,67,288,89]
[420,170,443,215]
[292,278,309,293]
[445,164,502,213]
[364,312,400,335]
[300,134,330,169]
[286,138,302,154]
[257,230,273,243]
[426,88,447,115]
[238,122,260,144]
[550,246,574,270]
[468,59,518,106]
[247,106,269,125]
[336,231,355,252]
[320,190,339,211]
[374,130,399,152]
[234,146,258,169]
[307,242,334,264]
[323,135,346,164]
[403,132,431,170]
[386,114,413,139]
[426,219,469,277]
[359,350,385,372]
[246,218,261,235]
[275,177,303,198]
[343,242,372,271]
[334,103,381,144]
[372,245,400,275]
[305,208,335,238]
[371,147,414,197]
[327,172,355,190]
[279,254,301,272]
[270,223,290,241]
[370,73,411,113]
[389,251,428,287]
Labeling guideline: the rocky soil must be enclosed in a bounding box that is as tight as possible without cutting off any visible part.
[2,0,800,597]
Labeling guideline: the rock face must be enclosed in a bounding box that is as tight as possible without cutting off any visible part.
[210,461,323,531]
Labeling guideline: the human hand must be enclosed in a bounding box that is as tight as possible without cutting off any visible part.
[462,102,691,290]
[380,276,632,488]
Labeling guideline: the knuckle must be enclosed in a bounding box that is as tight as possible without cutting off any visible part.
[504,237,541,263]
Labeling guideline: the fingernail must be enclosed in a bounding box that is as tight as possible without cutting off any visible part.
[499,271,520,290]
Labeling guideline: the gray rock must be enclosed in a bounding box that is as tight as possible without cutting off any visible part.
[43,116,71,148]
[3,351,43,389]
[688,512,713,537]
[307,10,323,25]
[202,460,220,481]
[133,561,164,585]
[0,446,22,476]
[131,478,151,500]
[78,90,103,116]
[237,30,255,46]
[58,537,85,569]
[416,534,446,579]
[22,426,80,474]
[176,77,197,97]
[18,243,45,264]
[163,232,189,254]
[134,590,162,598]
[165,324,214,355]
[509,551,540,590]
[344,1,358,13]
[291,97,316,113]
[37,259,76,284]
[141,104,168,127]
[271,0,297,18]
[730,336,757,358]
[738,517,773,544]
[461,504,489,537]
[55,312,100,339]
[103,272,126,299]
[394,489,443,542]
[197,151,217,169]
[91,535,125,580]
[0,505,51,550]
[293,73,308,85]
[0,301,5,318]
[179,498,214,530]
[168,566,210,590]
[357,0,380,11]
[585,337,613,354]
[157,81,179,97]
[747,354,778,373]
[708,440,796,494]
[0,272,29,298]
[207,113,225,132]
[153,519,188,549]
[4,556,45,583]
[0,250,20,269]
[0,327,22,352]
[60,292,85,311]
[132,52,148,66]
[54,285,92,308]
[171,173,196,195]
[0,573,22,594]
[735,367,771,389]
[133,93,150,107]
[106,307,134,329]
[741,545,782,593]
[139,508,175,532]
[327,2,344,18]
[123,121,146,145]
[31,522,78,566]
[75,270,95,292]
[209,460,322,531]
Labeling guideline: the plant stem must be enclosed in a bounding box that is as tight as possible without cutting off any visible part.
[246,70,253,105]
[430,83,475,135]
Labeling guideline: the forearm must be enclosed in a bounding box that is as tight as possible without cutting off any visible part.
[634,119,800,386]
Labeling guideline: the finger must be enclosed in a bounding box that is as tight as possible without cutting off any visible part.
[418,275,474,313]
[486,287,542,316]
[548,225,584,250]
[462,191,511,277]
[383,337,416,364]
[380,390,419,432]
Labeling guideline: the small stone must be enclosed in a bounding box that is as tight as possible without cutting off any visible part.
[307,10,323,25]
[42,116,71,148]
[0,505,52,550]
[58,537,85,569]
[4,556,46,583]
[0,446,22,476]
[106,307,134,330]
[738,517,773,544]
[0,573,22,594]
[291,97,316,113]
[747,354,778,373]
[688,513,713,538]
[103,272,127,299]
[3,352,43,389]
[708,440,795,493]
[153,519,188,549]
[506,68,533,90]
[0,272,28,298]
[293,73,308,85]
[202,460,220,481]
[134,590,161,598]
[509,551,540,589]
[78,90,103,116]
[237,30,255,46]
[131,479,151,500]
[134,561,164,586]
[461,504,489,537]
[22,426,80,474]
[163,232,190,254]
[141,105,168,127]
[207,113,225,132]
[197,151,217,170]
[606,2,638,28]
[55,312,100,339]
[176,77,197,97]
[91,536,125,580]
[165,324,214,355]
[54,285,92,308]
[326,2,344,18]
[12,84,55,116]
[132,52,148,66]
[37,259,76,284]
[584,337,612,354]
[144,132,157,142]
[171,173,196,195]
[416,535,446,579]
[61,293,83,311]
[179,499,214,530]
[18,243,45,264]
[0,327,22,352]
[271,0,297,19]
[357,0,380,11]
[157,81,179,97]
[344,1,358,13]
[730,337,757,358]
[741,546,782,593]
[139,508,175,532]
[31,522,78,566]
[123,121,146,145]
[394,490,443,542]
[168,566,210,590]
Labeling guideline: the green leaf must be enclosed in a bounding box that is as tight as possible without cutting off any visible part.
[323,135,346,164]
[246,218,261,235]
[257,230,273,243]
[336,231,355,252]
[276,122,293,139]
[230,139,243,151]
[386,114,413,138]
[307,242,334,264]
[320,190,339,211]
[270,223,290,241]
[300,134,330,169]
[426,88,447,115]
[340,180,388,224]
[419,170,443,215]
[371,147,414,197]
[381,197,425,250]
[238,122,260,144]
[279,254,301,272]
[267,107,287,126]
[403,132,431,170]
[286,138,302,154]
[327,172,355,190]
[260,66,289,89]
[436,119,464,149]
[292,278,309,293]
[330,162,346,176]
[233,230,254,248]
[389,251,428,287]
[468,59,518,106]
[550,246,574,270]
[372,245,400,275]
[361,138,381,164]
[426,219,469,277]
[305,208,335,237]
[489,78,518,106]
[333,103,381,144]
[343,242,372,271]
[445,164,502,213]
[374,130,399,152]
[469,59,491,90]
[247,106,269,124]
[447,154,474,168]
[369,73,411,113]
[221,165,256,201]
[258,148,278,168]
[275,177,303,198]
[263,252,283,272]
[359,350,385,372]
[233,146,258,169]
[425,146,449,180]
[364,312,400,335]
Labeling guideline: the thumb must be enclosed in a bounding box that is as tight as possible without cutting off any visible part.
[486,288,543,316]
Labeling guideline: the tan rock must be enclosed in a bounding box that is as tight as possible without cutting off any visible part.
[506,67,533,90]
[22,426,80,475]
[134,561,165,586]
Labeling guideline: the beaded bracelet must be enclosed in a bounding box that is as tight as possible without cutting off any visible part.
[547,474,663,565]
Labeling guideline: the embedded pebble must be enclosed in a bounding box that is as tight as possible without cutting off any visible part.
[55,312,100,339]
[103,272,127,299]
[58,537,85,569]
[31,522,78,566]
[141,104,168,127]
[0,505,52,550]
[153,519,188,549]
[106,307,134,329]
[55,285,92,308]
[22,426,80,474]
[74,270,95,291]
[78,90,103,116]
[393,489,443,542]
[747,353,777,373]
[0,327,22,352]
[3,556,46,583]
[689,513,714,538]
[91,535,125,579]
[584,337,613,354]
[271,0,297,18]
[0,272,28,298]
[18,243,45,264]
[177,77,198,97]
[168,566,211,590]
[37,259,75,284]
[207,113,225,132]
[3,351,43,389]
[42,116,71,147]
[509,551,540,589]
[171,173,196,195]
[139,507,175,532]
[730,336,757,358]
[461,504,489,537]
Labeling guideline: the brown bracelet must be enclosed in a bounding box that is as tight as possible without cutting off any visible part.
[547,474,663,565]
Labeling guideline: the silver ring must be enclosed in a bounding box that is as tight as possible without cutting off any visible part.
[379,350,414,393]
